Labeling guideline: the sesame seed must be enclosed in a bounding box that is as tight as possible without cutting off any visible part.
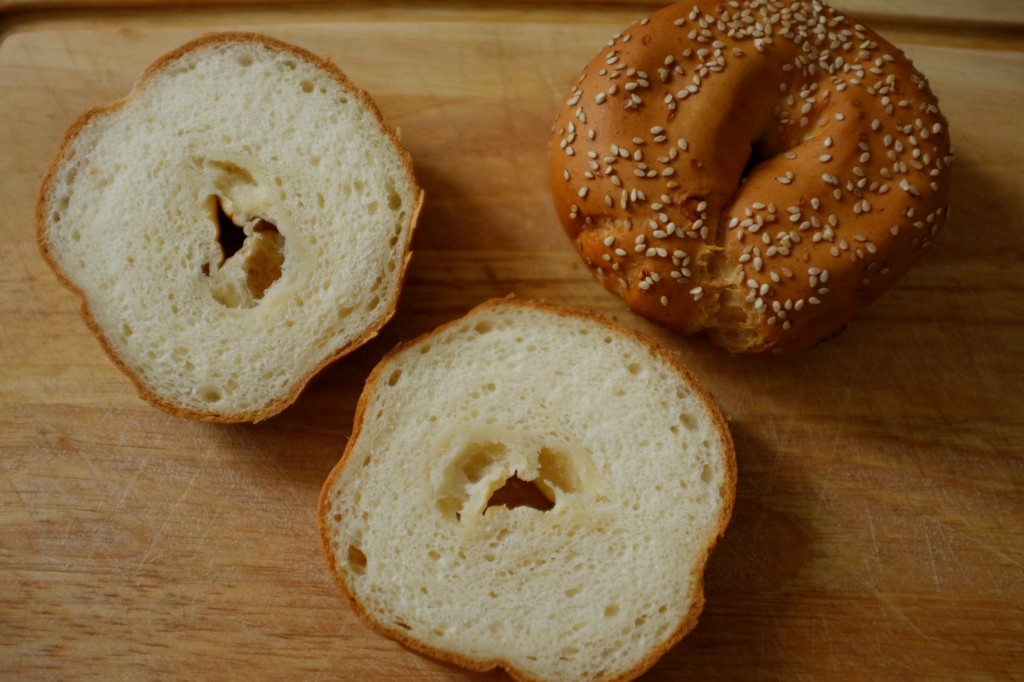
[899,178,921,196]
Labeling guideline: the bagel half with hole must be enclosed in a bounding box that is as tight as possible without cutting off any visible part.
[550,0,954,354]
[37,33,423,421]
[319,297,736,682]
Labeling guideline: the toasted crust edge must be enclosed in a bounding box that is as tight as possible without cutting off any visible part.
[35,31,424,423]
[317,295,737,682]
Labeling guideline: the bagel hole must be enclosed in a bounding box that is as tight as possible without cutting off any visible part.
[203,194,285,307]
[485,474,555,513]
[440,441,604,521]
[213,194,247,261]
[483,446,590,513]
[741,142,775,184]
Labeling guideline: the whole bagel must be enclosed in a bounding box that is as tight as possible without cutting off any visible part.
[550,0,954,354]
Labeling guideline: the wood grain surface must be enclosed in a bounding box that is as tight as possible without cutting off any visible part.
[2,2,1023,680]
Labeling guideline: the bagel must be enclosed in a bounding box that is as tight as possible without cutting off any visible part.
[550,0,954,354]
[37,33,423,421]
[319,297,736,682]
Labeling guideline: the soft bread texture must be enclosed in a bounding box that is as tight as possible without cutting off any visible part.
[37,32,423,421]
[550,0,953,355]
[319,298,736,682]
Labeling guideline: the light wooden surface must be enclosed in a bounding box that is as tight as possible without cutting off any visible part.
[2,2,1023,680]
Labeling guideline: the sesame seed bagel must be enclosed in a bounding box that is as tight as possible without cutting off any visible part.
[550,0,954,355]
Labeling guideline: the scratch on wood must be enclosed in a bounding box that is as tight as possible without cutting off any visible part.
[866,505,880,557]
[924,526,941,589]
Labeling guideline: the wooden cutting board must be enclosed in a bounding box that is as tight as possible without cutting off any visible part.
[2,1,1022,679]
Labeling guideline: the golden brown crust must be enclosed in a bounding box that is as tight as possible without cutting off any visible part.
[36,32,424,422]
[550,0,953,355]
[317,295,737,682]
